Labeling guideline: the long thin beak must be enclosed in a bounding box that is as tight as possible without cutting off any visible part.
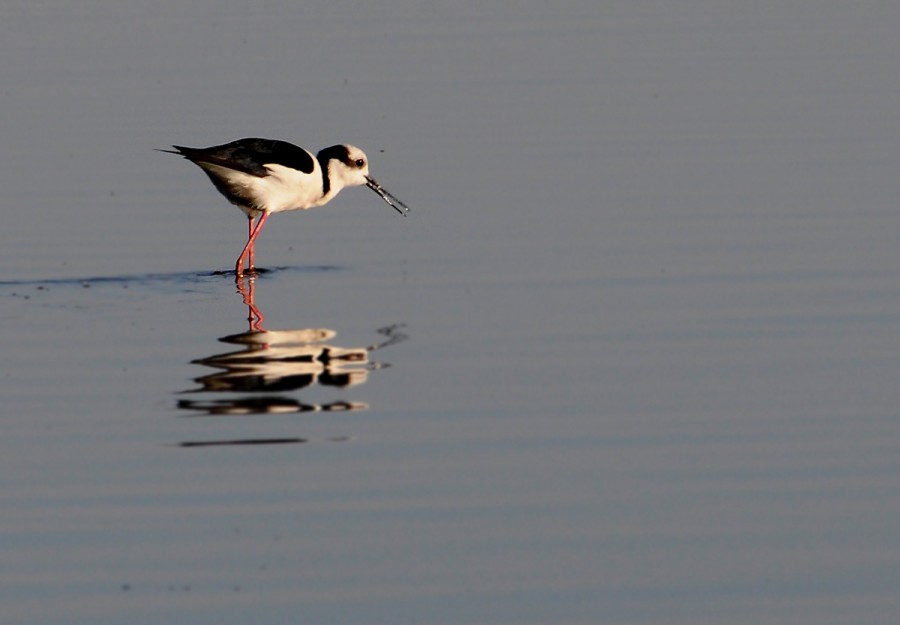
[366,176,409,216]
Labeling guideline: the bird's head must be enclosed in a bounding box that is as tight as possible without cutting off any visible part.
[319,144,409,215]
[319,144,370,188]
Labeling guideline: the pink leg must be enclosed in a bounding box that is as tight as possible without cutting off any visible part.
[235,212,270,277]
[247,216,255,271]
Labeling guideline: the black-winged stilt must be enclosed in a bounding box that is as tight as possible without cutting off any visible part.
[160,138,408,277]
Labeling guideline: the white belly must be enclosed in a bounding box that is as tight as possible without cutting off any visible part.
[199,162,327,215]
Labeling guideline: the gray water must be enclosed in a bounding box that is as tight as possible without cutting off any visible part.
[3,2,900,624]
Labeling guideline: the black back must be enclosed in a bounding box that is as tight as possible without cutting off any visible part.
[171,138,316,177]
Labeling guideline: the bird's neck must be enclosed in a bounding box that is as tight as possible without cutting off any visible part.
[314,154,342,203]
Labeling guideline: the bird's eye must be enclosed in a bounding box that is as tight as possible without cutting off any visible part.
[355,159,365,168]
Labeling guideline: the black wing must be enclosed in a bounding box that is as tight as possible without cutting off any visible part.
[165,138,316,177]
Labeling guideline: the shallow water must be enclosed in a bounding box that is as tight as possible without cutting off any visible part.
[3,2,900,624]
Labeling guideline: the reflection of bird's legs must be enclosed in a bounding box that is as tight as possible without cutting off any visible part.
[236,278,266,331]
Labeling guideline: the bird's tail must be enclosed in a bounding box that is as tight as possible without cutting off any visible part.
[155,146,190,156]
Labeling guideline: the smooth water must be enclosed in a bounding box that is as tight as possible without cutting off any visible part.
[3,2,900,624]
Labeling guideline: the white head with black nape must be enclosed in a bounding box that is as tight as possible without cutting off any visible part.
[317,144,409,215]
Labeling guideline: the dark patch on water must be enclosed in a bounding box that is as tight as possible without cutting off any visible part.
[176,437,308,447]
[0,265,344,291]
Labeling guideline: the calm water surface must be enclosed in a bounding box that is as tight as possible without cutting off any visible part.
[3,2,900,624]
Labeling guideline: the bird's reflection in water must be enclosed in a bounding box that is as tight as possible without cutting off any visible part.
[176,278,407,447]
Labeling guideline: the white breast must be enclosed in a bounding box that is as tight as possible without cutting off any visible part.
[258,164,328,212]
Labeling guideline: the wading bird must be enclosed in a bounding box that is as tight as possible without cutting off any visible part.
[161,138,408,277]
